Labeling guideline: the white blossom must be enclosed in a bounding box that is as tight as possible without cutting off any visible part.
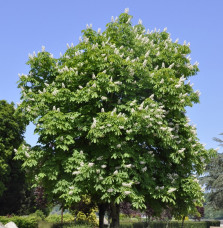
[163,27,167,32]
[41,46,45,52]
[101,108,104,112]
[97,156,103,160]
[149,94,154,99]
[52,89,58,96]
[96,169,100,174]
[140,161,146,164]
[124,191,131,195]
[194,61,199,66]
[160,78,164,84]
[124,8,129,13]
[117,144,121,148]
[126,129,132,134]
[142,166,147,172]
[25,151,30,158]
[122,182,132,187]
[101,165,107,168]
[195,90,201,96]
[167,188,176,193]
[72,171,80,175]
[101,96,107,100]
[107,188,114,192]
[91,118,97,128]
[126,18,131,23]
[138,19,142,24]
[178,148,185,153]
[92,73,96,79]
[125,164,132,168]
[113,170,118,175]
[88,162,94,167]
[97,28,101,34]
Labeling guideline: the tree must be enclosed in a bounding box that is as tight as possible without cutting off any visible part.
[15,9,215,227]
[0,100,30,215]
[200,152,223,210]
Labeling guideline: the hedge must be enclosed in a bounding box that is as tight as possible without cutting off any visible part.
[120,221,221,228]
[41,220,221,228]
[0,216,38,228]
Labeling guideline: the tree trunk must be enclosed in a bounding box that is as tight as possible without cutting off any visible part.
[61,206,64,223]
[110,203,120,228]
[98,203,106,228]
[181,216,185,228]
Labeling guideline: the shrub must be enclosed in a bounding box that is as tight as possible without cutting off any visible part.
[120,221,221,228]
[0,215,38,228]
[45,213,74,223]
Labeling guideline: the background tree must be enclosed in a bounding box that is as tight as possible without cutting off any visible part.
[0,100,34,215]
[15,9,215,227]
[200,153,223,209]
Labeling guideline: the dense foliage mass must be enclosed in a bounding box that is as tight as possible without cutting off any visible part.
[200,152,223,210]
[15,9,215,224]
[0,100,34,215]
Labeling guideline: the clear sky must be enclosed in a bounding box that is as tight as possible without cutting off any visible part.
[1,0,223,150]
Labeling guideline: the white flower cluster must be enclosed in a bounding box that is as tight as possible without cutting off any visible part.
[91,118,97,128]
[88,162,94,167]
[167,187,176,193]
[124,191,131,195]
[155,186,164,190]
[72,171,81,175]
[122,182,132,187]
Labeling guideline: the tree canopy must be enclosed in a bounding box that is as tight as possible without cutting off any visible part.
[15,9,215,224]
[0,100,31,214]
[200,153,223,210]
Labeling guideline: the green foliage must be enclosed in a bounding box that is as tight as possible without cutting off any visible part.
[45,213,74,223]
[16,10,215,218]
[51,224,91,228]
[119,221,221,228]
[0,100,26,197]
[0,100,37,215]
[31,209,47,220]
[200,152,223,210]
[0,215,38,228]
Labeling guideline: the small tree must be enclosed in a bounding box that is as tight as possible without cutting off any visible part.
[16,9,215,227]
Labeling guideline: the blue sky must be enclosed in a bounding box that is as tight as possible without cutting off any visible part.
[1,0,223,150]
